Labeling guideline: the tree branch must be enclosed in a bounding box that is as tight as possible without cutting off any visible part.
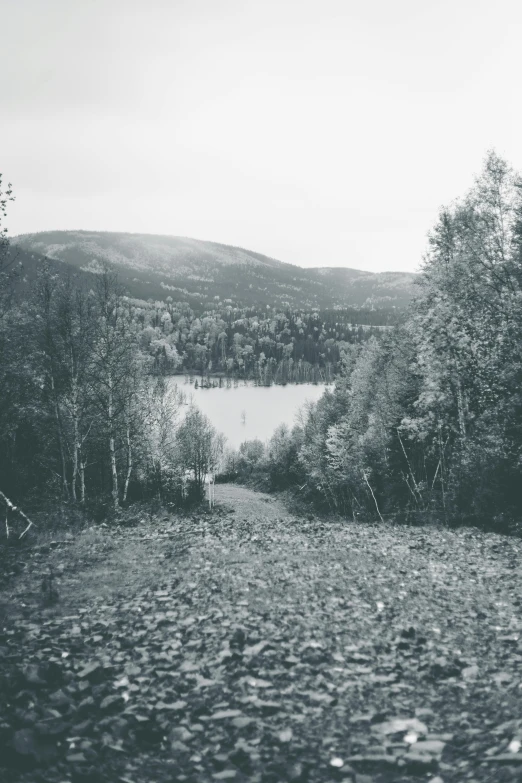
[0,489,35,539]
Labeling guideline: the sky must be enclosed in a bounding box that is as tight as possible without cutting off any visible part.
[2,0,522,273]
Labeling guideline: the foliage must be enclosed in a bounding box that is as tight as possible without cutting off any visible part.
[265,424,304,491]
[0,173,16,307]
[221,440,266,484]
[232,152,522,531]
[0,203,224,514]
[4,152,522,530]
[132,296,389,382]
[176,407,225,498]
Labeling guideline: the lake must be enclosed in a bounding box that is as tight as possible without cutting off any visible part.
[175,381,329,449]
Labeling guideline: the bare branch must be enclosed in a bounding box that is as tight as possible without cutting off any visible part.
[0,489,35,539]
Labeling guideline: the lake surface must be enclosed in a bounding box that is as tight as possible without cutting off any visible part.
[176,382,329,449]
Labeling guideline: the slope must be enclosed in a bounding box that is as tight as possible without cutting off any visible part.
[13,230,417,312]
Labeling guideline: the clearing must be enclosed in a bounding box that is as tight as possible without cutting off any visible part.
[0,485,521,783]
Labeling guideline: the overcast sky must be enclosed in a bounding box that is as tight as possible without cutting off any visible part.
[2,0,522,273]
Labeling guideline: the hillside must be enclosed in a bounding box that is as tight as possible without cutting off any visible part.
[3,241,405,400]
[13,230,417,312]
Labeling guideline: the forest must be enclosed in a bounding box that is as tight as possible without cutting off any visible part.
[2,156,522,783]
[0,176,391,514]
[0,198,221,510]
[1,151,522,532]
[90,295,392,383]
[4,1,522,779]
[223,152,522,533]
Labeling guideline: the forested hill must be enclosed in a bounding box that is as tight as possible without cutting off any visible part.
[12,230,416,312]
[5,243,399,388]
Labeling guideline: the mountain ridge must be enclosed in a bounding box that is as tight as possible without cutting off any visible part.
[13,230,418,311]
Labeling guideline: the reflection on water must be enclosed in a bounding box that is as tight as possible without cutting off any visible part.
[172,381,329,449]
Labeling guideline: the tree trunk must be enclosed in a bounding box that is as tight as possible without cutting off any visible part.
[109,433,118,509]
[108,372,119,510]
[455,373,467,441]
[123,425,132,503]
[70,372,79,501]
[51,375,69,498]
[79,459,86,504]
[0,490,35,539]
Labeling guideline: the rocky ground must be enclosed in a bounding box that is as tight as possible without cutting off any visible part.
[0,485,521,783]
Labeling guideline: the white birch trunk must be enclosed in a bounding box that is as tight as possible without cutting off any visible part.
[71,371,79,502]
[51,374,69,498]
[108,372,119,510]
[79,459,86,504]
[123,425,132,503]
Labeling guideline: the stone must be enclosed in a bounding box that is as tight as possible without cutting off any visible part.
[13,728,38,756]
[77,661,101,680]
[484,754,522,765]
[49,688,71,708]
[66,752,87,762]
[410,740,445,758]
[404,751,437,772]
[22,664,46,687]
[78,696,95,714]
[12,728,58,762]
[33,719,70,737]
[347,755,397,769]
[72,719,93,735]
[100,694,124,711]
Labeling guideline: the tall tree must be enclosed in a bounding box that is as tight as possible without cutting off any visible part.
[176,407,222,497]
[89,272,142,511]
[34,268,70,498]
[0,173,15,312]
[55,278,96,502]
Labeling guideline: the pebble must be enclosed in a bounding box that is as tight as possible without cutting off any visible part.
[100,694,123,711]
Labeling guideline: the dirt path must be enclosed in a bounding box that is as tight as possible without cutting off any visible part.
[214,484,284,518]
[1,485,522,783]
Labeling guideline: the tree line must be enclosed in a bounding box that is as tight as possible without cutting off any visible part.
[222,153,522,532]
[4,151,520,531]
[130,296,391,381]
[0,196,223,513]
[0,173,386,518]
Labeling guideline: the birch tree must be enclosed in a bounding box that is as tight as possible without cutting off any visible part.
[89,272,141,511]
